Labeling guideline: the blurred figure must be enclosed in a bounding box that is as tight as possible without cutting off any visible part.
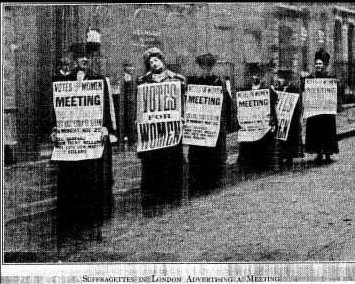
[122,61,137,147]
[54,52,73,80]
[51,52,75,134]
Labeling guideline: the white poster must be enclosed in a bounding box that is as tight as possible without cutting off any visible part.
[136,81,182,152]
[236,89,271,142]
[275,91,300,141]
[303,78,337,118]
[183,84,223,147]
[51,80,104,161]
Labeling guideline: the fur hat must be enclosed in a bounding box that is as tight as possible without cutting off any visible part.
[314,48,330,66]
[195,53,217,67]
[143,47,164,63]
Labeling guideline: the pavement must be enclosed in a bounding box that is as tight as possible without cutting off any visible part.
[18,135,355,263]
[54,135,355,262]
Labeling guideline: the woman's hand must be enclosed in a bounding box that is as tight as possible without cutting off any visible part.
[101,127,109,145]
[50,127,57,143]
[50,127,65,148]
[270,125,276,133]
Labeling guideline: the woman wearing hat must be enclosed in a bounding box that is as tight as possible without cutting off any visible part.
[186,53,232,196]
[51,42,114,246]
[137,47,186,217]
[301,49,339,164]
[237,63,279,176]
[271,68,303,166]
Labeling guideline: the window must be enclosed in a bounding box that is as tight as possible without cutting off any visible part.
[279,25,294,68]
[132,8,162,49]
[243,31,261,63]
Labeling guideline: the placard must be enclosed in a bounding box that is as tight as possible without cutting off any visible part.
[51,80,104,161]
[303,78,337,118]
[183,84,223,147]
[236,89,271,142]
[136,81,182,152]
[275,91,300,141]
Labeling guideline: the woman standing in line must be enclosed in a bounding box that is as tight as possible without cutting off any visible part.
[186,53,233,196]
[137,47,186,217]
[271,68,303,167]
[237,64,278,177]
[302,49,339,164]
[51,43,114,247]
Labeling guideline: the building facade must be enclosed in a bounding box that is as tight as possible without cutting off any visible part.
[3,3,355,163]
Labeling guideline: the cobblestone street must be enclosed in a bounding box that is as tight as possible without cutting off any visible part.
[51,136,355,262]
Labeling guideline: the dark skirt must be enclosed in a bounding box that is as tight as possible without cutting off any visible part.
[305,114,339,155]
[188,145,226,196]
[56,142,113,239]
[140,145,183,212]
[238,131,278,174]
[279,110,304,160]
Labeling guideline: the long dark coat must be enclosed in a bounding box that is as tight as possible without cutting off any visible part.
[52,69,114,241]
[301,72,339,155]
[273,84,304,160]
[186,75,232,195]
[137,70,186,214]
[237,83,279,174]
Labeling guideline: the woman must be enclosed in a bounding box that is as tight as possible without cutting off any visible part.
[51,43,114,245]
[237,64,278,176]
[272,68,303,166]
[187,53,232,196]
[302,49,339,164]
[137,47,186,217]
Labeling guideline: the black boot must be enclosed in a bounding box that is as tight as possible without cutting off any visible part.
[324,154,333,164]
[314,154,323,165]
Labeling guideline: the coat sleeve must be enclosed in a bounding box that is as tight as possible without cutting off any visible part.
[221,78,233,133]
[177,74,187,117]
[102,77,113,133]
[337,79,345,112]
[50,78,58,130]
[269,87,278,127]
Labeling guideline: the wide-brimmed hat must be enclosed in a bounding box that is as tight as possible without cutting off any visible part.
[248,63,263,76]
[195,53,217,67]
[314,48,330,65]
[277,68,293,79]
[70,43,89,59]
